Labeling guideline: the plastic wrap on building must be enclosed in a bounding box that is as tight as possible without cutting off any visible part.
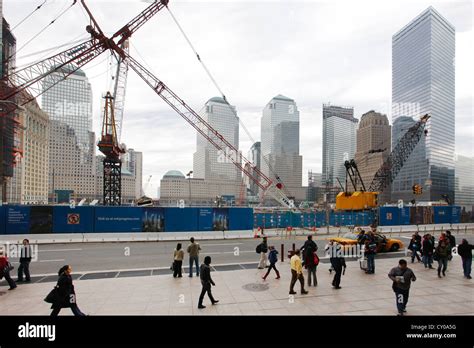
[94,207,142,232]
[229,208,253,230]
[53,206,95,233]
[5,206,30,234]
[164,208,199,232]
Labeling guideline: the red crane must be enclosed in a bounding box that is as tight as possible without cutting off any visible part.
[0,0,295,209]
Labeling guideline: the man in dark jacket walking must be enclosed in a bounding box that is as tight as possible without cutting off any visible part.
[457,239,474,279]
[388,259,416,316]
[446,231,456,260]
[50,265,86,316]
[328,242,346,289]
[198,256,219,309]
[421,234,434,269]
[17,239,32,282]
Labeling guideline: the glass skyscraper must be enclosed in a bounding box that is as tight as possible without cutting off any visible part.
[391,6,455,202]
[261,95,302,190]
[322,104,358,197]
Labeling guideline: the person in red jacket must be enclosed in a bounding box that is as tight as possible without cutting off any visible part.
[0,251,17,290]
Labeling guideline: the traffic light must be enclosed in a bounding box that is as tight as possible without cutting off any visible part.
[412,184,423,195]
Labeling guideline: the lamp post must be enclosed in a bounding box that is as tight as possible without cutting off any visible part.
[186,170,193,207]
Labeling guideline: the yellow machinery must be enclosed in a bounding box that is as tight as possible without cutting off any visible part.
[335,114,430,211]
[336,191,378,211]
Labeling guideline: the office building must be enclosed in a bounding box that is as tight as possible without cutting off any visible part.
[391,6,455,202]
[455,155,474,212]
[354,110,391,203]
[123,148,143,199]
[247,141,261,196]
[261,95,303,201]
[322,103,358,201]
[193,97,240,182]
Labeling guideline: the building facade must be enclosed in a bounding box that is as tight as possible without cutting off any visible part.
[322,103,358,201]
[193,97,240,182]
[122,148,143,199]
[354,110,391,203]
[261,95,303,201]
[454,155,474,213]
[159,170,242,206]
[247,141,261,196]
[391,6,455,203]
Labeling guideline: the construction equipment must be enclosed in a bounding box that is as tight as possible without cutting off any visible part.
[336,114,430,210]
[1,0,295,209]
[98,92,125,205]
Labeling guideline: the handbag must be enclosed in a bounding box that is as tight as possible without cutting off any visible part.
[170,261,175,271]
[2,261,14,274]
[44,286,59,304]
[313,253,320,266]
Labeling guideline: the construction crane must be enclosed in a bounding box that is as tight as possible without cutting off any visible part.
[336,114,430,210]
[98,92,125,205]
[0,0,295,209]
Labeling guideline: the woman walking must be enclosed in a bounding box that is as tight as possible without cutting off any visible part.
[0,251,17,290]
[262,246,280,280]
[50,265,86,316]
[408,235,421,263]
[434,240,449,278]
[173,243,184,278]
[421,234,434,269]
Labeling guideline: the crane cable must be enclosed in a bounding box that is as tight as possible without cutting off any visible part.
[11,0,48,32]
[8,0,78,61]
[166,6,296,201]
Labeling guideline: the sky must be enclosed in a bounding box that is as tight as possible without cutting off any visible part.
[3,0,473,198]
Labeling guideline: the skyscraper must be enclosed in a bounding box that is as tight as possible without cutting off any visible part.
[322,103,358,199]
[354,110,391,203]
[454,155,474,213]
[247,141,261,196]
[261,95,302,193]
[42,66,93,159]
[193,97,240,182]
[392,6,455,202]
[123,148,143,198]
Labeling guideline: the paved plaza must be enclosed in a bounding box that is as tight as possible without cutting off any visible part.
[1,255,472,316]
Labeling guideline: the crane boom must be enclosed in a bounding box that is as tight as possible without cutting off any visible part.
[368,114,430,193]
[124,53,295,209]
[111,40,129,142]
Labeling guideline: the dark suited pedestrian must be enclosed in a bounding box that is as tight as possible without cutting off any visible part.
[50,265,86,316]
[198,256,219,309]
[457,239,473,279]
[17,239,32,282]
[262,246,280,280]
[0,251,17,290]
[328,242,346,289]
[388,259,416,316]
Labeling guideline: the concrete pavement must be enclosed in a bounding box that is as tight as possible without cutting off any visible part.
[0,254,472,316]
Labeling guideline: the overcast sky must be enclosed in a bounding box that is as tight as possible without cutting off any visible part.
[4,0,473,198]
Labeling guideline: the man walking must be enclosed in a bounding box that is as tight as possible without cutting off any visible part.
[446,230,456,261]
[457,239,474,279]
[198,256,219,309]
[328,242,346,289]
[364,236,377,274]
[289,249,308,295]
[257,237,268,269]
[17,239,32,282]
[262,246,280,280]
[187,237,201,277]
[388,259,416,316]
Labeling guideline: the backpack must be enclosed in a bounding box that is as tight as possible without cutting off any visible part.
[313,253,320,266]
[256,244,262,254]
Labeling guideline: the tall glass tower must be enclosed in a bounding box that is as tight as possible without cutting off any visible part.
[391,6,455,202]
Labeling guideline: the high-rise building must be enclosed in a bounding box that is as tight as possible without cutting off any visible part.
[454,155,474,213]
[42,66,93,158]
[247,142,261,196]
[391,6,455,202]
[48,120,96,202]
[193,97,240,182]
[261,95,303,197]
[354,110,391,203]
[307,171,324,203]
[123,148,143,198]
[322,103,358,201]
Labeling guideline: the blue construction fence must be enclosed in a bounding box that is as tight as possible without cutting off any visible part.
[253,206,461,229]
[0,206,253,234]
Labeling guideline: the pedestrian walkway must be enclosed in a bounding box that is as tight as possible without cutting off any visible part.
[0,256,472,315]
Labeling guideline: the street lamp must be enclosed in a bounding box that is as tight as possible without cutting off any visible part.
[186,170,193,207]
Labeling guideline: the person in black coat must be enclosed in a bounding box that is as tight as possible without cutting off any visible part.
[421,234,434,269]
[457,239,474,279]
[50,265,86,316]
[408,235,421,263]
[328,242,346,289]
[17,239,32,282]
[446,231,456,260]
[198,256,219,309]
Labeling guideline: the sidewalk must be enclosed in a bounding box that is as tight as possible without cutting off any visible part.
[0,255,472,316]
